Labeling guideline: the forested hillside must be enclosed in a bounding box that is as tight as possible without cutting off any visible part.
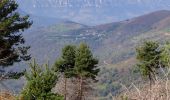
[2,0,170,100]
[24,10,170,65]
[19,10,170,99]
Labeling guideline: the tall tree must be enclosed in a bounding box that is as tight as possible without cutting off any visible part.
[74,43,100,100]
[21,60,63,100]
[0,0,32,79]
[53,45,76,100]
[136,41,165,87]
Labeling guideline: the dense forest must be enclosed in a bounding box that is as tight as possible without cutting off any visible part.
[1,0,170,100]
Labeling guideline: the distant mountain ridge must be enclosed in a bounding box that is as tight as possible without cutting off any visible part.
[5,10,170,94]
[95,10,170,34]
[5,1,170,95]
[17,0,170,25]
[22,10,170,65]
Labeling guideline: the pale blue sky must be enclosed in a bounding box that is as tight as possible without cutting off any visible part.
[17,0,170,25]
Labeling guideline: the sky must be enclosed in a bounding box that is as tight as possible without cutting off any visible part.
[17,0,170,25]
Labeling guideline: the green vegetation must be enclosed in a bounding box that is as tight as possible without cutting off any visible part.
[21,60,63,100]
[53,45,76,77]
[52,43,100,100]
[53,45,76,100]
[20,41,170,100]
[0,0,32,80]
[2,1,170,100]
[160,42,170,67]
[75,43,100,100]
[136,41,162,84]
[47,22,85,33]
[0,0,32,66]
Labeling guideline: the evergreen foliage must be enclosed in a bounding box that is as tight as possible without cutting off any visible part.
[75,43,100,100]
[53,43,100,100]
[160,42,170,67]
[0,0,32,66]
[136,41,165,83]
[53,45,76,78]
[21,60,63,100]
[75,43,99,79]
[53,45,76,100]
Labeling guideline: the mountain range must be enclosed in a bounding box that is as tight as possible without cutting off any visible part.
[3,0,170,95]
[16,0,170,25]
[5,9,170,95]
[21,10,170,67]
[4,1,170,96]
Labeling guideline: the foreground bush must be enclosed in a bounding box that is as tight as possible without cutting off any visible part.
[20,60,63,100]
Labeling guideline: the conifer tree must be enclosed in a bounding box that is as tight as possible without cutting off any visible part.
[74,43,99,100]
[136,41,165,86]
[21,60,63,100]
[160,42,170,67]
[0,0,32,79]
[53,45,76,100]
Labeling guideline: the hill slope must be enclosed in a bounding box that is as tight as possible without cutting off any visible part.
[5,10,170,95]
[24,10,170,65]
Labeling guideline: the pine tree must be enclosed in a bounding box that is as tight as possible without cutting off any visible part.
[136,41,164,87]
[74,43,100,100]
[54,45,76,77]
[53,45,76,100]
[160,42,170,67]
[21,60,63,100]
[0,0,32,79]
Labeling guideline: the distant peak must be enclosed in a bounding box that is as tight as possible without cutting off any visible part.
[153,10,170,13]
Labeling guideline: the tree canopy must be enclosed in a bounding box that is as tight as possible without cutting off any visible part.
[0,0,32,66]
[53,45,76,78]
[75,43,99,80]
[136,41,167,83]
[21,60,63,100]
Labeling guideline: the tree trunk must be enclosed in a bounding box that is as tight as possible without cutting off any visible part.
[149,74,152,90]
[149,73,152,100]
[79,76,83,100]
[64,77,67,100]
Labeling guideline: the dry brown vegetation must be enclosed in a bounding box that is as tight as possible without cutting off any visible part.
[114,67,170,100]
[115,80,170,100]
[53,77,96,100]
[0,91,15,100]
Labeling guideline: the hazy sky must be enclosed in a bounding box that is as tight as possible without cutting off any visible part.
[17,0,170,25]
